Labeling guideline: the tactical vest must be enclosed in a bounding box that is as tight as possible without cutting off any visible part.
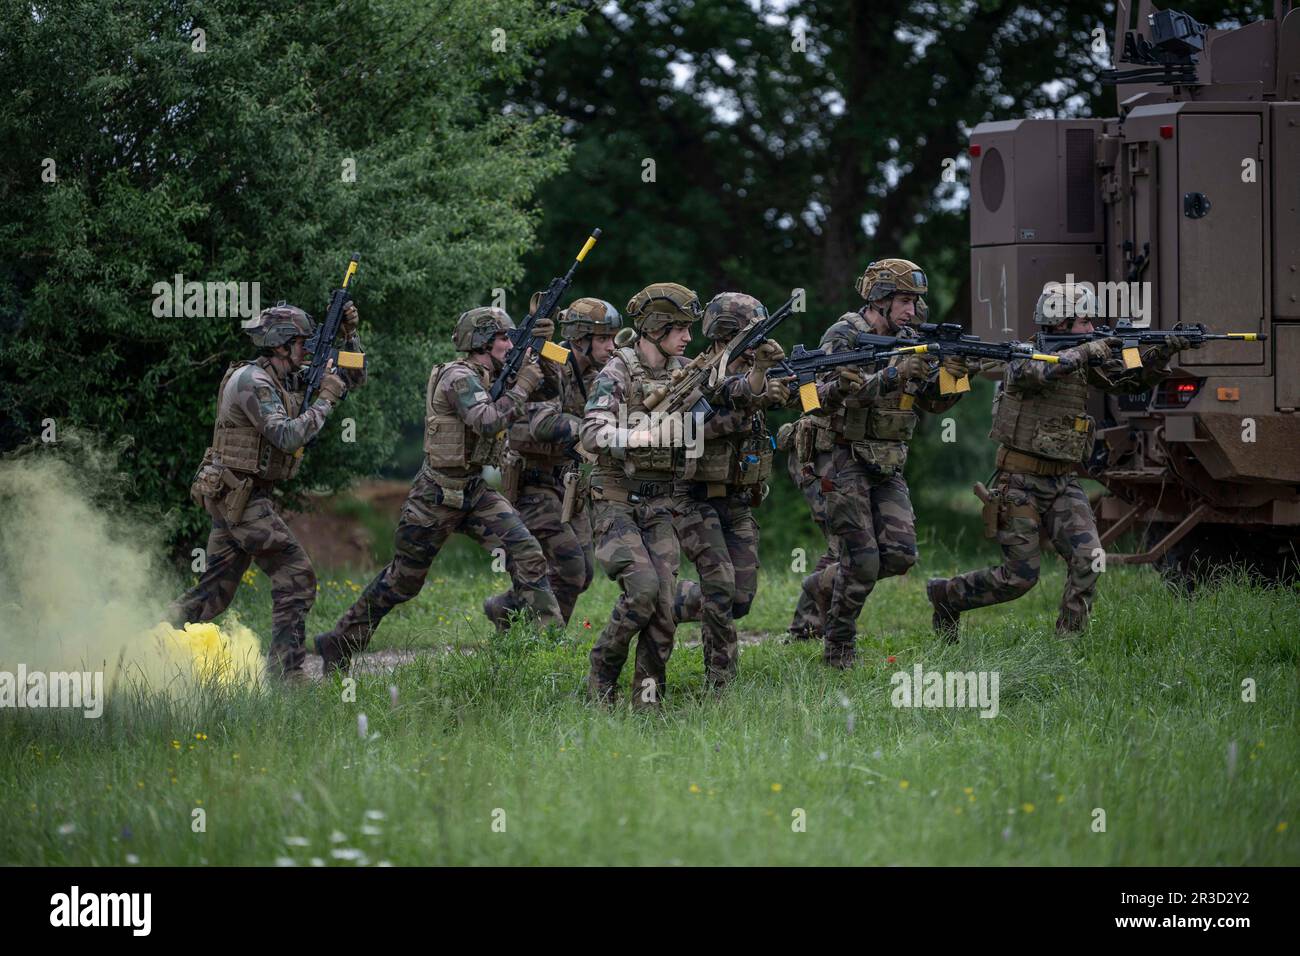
[210,359,304,482]
[614,345,683,481]
[423,360,507,473]
[686,413,774,488]
[989,367,1094,462]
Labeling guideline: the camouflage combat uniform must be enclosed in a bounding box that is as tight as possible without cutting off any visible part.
[669,293,785,688]
[581,282,701,705]
[487,356,589,625]
[316,309,561,670]
[792,312,962,666]
[168,308,364,677]
[785,444,837,641]
[930,340,1173,634]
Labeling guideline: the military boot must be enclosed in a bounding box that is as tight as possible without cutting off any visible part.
[927,578,960,643]
[482,593,512,633]
[586,672,618,706]
[823,640,856,670]
[315,631,351,677]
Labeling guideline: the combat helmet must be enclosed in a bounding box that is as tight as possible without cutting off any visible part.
[561,298,622,341]
[702,292,767,341]
[244,303,316,349]
[1033,283,1098,326]
[856,258,928,304]
[453,307,515,352]
[625,282,702,337]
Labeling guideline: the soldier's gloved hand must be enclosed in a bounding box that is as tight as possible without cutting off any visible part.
[1047,352,1081,378]
[533,317,556,341]
[835,366,865,396]
[893,353,930,383]
[341,302,359,338]
[752,341,786,373]
[940,354,969,379]
[1163,334,1192,354]
[1075,338,1114,363]
[764,377,791,405]
[512,361,544,396]
[319,369,349,405]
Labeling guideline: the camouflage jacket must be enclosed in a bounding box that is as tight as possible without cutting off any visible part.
[424,358,534,478]
[815,311,961,416]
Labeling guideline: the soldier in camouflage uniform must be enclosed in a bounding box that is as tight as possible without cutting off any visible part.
[927,285,1192,637]
[786,260,969,667]
[785,296,931,643]
[484,298,622,626]
[670,292,790,689]
[167,303,361,680]
[315,308,563,673]
[581,283,701,706]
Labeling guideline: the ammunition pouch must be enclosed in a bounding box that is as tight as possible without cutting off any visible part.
[849,439,908,477]
[424,470,470,510]
[220,470,254,525]
[560,467,580,524]
[989,377,1093,463]
[189,449,225,507]
[733,433,773,486]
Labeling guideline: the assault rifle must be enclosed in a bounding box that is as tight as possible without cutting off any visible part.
[1035,321,1265,370]
[303,253,366,406]
[489,228,601,401]
[642,290,800,419]
[767,335,919,412]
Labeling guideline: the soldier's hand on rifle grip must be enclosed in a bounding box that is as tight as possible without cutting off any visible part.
[341,302,359,338]
[319,367,348,405]
[764,377,792,405]
[512,360,544,397]
[533,316,556,341]
[835,366,865,396]
[940,354,969,378]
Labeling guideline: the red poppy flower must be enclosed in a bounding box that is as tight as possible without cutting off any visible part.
[887,656,897,664]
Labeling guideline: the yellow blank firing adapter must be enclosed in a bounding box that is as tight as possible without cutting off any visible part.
[577,228,601,262]
[343,254,359,288]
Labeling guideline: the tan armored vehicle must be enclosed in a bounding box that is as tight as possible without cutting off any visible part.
[968,1,1300,583]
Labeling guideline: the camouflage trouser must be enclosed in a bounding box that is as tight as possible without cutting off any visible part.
[496,475,592,625]
[568,499,595,614]
[787,453,836,640]
[589,495,679,704]
[671,492,759,688]
[937,472,1100,632]
[798,449,918,661]
[167,493,315,676]
[324,470,561,653]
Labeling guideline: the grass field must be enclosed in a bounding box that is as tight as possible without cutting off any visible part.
[2,495,1297,866]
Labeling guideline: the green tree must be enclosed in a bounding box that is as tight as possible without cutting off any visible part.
[0,0,579,553]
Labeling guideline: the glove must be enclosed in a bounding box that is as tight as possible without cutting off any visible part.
[1077,338,1115,363]
[533,317,555,341]
[752,341,786,373]
[893,354,929,383]
[940,354,969,378]
[319,369,348,404]
[1047,352,1082,379]
[836,366,865,393]
[764,377,791,405]
[341,302,359,338]
[1163,334,1192,354]
[512,362,544,396]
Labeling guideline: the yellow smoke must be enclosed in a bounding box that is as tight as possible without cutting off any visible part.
[0,448,264,696]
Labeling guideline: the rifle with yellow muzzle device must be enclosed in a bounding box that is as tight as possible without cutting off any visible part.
[1035,321,1264,371]
[303,253,366,406]
[490,228,601,401]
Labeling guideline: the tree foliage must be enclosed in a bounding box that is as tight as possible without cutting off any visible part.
[1,0,578,550]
